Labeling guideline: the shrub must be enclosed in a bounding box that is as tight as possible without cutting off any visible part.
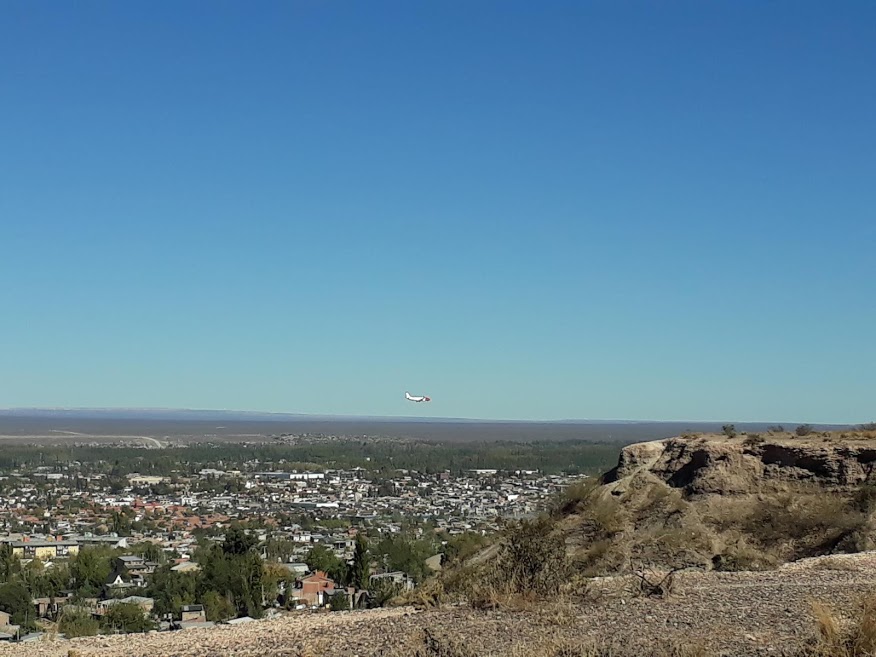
[58,609,100,638]
[498,517,570,596]
[807,595,876,656]
[100,601,156,634]
[551,479,598,517]
[722,425,737,438]
[852,482,876,514]
[796,424,814,437]
[459,516,571,604]
[742,434,764,447]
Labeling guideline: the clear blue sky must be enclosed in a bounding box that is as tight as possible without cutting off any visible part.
[1,1,873,423]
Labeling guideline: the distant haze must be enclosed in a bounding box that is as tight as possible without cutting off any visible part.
[0,409,852,446]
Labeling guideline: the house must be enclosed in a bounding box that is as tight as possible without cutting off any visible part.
[0,611,20,641]
[34,593,73,619]
[10,539,79,560]
[370,571,416,591]
[292,570,335,606]
[180,604,206,623]
[170,560,201,573]
[105,555,156,593]
[332,537,355,552]
[280,562,309,576]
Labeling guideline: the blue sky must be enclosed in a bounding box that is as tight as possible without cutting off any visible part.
[1,1,873,423]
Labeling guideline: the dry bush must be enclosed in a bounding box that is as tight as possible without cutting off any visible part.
[533,594,579,627]
[552,478,601,517]
[574,538,629,576]
[488,516,571,597]
[580,489,629,536]
[395,576,449,609]
[627,522,717,571]
[710,535,778,571]
[468,585,539,612]
[568,475,706,574]
[803,595,876,656]
[628,563,682,599]
[629,479,688,522]
[744,491,868,558]
[702,486,871,565]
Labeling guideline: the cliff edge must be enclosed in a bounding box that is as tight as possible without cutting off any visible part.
[554,429,876,574]
[601,430,876,496]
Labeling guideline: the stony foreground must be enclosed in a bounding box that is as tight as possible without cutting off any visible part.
[5,553,876,657]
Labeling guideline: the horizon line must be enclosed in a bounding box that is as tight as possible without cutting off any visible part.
[0,406,861,427]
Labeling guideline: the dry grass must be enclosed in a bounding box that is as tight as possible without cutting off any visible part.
[804,595,876,656]
[455,471,876,602]
[394,576,449,609]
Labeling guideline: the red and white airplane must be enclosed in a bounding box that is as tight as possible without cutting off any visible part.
[405,391,431,403]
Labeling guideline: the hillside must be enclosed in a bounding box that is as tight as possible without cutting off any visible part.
[8,429,876,657]
[546,429,876,575]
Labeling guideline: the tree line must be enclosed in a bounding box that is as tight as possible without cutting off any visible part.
[0,440,621,478]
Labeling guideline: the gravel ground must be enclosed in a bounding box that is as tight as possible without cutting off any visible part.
[5,553,876,657]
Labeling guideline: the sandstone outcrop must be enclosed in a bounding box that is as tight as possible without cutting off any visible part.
[601,432,876,497]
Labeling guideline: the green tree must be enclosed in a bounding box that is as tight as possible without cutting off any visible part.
[130,541,165,564]
[304,545,345,582]
[0,581,36,631]
[222,525,257,556]
[329,592,350,611]
[146,565,197,618]
[202,590,235,622]
[58,609,100,638]
[70,547,114,597]
[101,602,155,633]
[374,535,432,583]
[348,535,370,590]
[0,544,19,584]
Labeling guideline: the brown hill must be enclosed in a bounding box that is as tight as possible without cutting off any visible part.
[544,430,876,576]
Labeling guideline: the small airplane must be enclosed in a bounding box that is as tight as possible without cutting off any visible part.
[405,391,431,403]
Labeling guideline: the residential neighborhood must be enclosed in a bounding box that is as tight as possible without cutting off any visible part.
[0,456,588,641]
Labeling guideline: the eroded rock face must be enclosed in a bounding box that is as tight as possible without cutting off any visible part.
[602,435,876,497]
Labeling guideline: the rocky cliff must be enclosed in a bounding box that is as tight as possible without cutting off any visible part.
[601,431,876,497]
[551,430,876,574]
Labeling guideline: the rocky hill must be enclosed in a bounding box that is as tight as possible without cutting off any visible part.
[546,429,876,575]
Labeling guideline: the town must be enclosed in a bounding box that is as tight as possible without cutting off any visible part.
[0,442,591,642]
